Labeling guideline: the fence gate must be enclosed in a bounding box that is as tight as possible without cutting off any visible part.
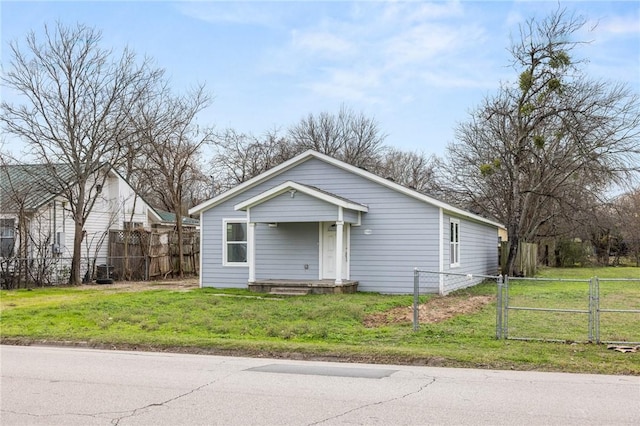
[497,276,594,343]
[414,269,640,344]
[496,276,640,344]
[593,277,640,345]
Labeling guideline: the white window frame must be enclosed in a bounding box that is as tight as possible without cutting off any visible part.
[450,219,460,267]
[223,218,248,267]
[0,218,16,258]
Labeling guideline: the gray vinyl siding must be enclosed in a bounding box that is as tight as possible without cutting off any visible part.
[200,158,493,293]
[442,213,499,294]
[255,222,319,279]
[342,209,360,224]
[250,191,338,223]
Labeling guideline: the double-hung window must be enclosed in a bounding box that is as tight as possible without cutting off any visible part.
[450,219,460,267]
[0,219,16,258]
[223,219,247,266]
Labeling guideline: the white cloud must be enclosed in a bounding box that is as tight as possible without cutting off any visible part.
[591,14,640,36]
[262,1,495,105]
[291,30,354,57]
[175,2,281,28]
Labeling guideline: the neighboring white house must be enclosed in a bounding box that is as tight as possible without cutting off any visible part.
[0,163,162,265]
[189,150,504,295]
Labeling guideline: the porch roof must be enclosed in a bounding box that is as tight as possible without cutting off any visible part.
[234,181,369,213]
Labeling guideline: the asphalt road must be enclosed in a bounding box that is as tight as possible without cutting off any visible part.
[1,345,638,425]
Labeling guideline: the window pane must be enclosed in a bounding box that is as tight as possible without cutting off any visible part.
[227,243,247,263]
[0,219,15,237]
[227,223,246,242]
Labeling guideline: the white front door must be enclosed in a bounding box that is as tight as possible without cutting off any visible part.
[321,222,349,280]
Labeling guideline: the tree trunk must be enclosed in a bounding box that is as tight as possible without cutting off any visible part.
[505,235,520,276]
[70,219,83,285]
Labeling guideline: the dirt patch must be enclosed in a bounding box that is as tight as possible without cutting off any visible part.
[77,278,199,292]
[363,294,494,327]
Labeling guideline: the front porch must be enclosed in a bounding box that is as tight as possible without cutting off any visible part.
[249,279,359,295]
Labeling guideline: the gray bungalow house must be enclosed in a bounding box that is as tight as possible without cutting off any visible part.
[189,150,503,294]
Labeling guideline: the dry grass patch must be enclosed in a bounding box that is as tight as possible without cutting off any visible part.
[363,294,494,327]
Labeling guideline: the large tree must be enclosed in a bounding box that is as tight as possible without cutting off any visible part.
[373,148,440,194]
[442,9,640,275]
[288,105,386,170]
[210,128,297,191]
[133,83,213,277]
[1,22,163,284]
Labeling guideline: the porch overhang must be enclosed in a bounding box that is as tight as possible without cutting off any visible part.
[235,181,366,286]
[233,181,368,224]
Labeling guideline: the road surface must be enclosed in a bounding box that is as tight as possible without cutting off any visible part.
[1,345,638,425]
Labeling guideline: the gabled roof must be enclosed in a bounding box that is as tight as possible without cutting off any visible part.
[234,181,369,213]
[189,150,503,228]
[0,163,76,211]
[1,163,163,224]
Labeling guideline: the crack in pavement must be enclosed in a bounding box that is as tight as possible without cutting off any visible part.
[307,377,437,426]
[2,375,228,425]
[110,378,223,425]
[109,371,236,426]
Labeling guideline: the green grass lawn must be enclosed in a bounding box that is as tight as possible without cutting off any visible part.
[1,267,639,375]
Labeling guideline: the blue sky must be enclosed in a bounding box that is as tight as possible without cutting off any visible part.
[1,1,639,158]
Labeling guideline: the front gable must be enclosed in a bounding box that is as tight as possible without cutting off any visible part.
[235,181,367,224]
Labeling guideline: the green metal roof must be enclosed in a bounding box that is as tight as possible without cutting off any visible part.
[0,164,76,212]
[155,209,199,226]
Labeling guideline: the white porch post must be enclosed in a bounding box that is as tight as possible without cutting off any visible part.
[335,206,344,285]
[248,210,256,283]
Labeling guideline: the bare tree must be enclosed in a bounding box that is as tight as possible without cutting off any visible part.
[1,22,163,284]
[210,128,298,191]
[288,105,386,169]
[372,148,441,194]
[134,84,213,277]
[441,8,640,275]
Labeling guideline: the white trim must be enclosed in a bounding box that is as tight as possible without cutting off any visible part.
[222,218,249,267]
[335,220,344,284]
[248,222,256,282]
[234,180,368,213]
[318,223,323,280]
[450,218,461,268]
[189,150,503,229]
[199,213,204,288]
[439,208,444,294]
[345,223,351,279]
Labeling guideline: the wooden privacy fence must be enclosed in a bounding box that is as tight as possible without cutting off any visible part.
[108,229,199,280]
[500,241,538,276]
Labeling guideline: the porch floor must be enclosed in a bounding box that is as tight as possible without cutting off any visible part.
[249,279,358,295]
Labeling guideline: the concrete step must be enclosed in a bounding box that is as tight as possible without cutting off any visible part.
[268,287,311,296]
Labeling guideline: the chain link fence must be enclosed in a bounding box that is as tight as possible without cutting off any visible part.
[414,269,640,344]
[0,255,150,288]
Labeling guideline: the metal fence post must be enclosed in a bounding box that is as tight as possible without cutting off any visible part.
[503,275,509,339]
[588,277,595,342]
[496,274,503,339]
[594,276,600,344]
[413,268,420,331]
